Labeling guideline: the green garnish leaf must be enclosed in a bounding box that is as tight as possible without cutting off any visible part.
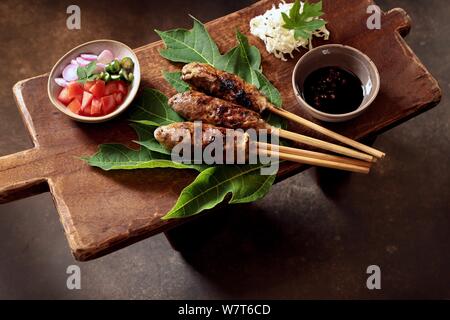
[155,16,222,65]
[162,71,191,93]
[130,122,171,155]
[82,123,205,172]
[77,61,97,83]
[282,0,327,40]
[162,164,277,220]
[82,144,204,171]
[255,71,281,108]
[129,88,185,126]
[217,30,261,86]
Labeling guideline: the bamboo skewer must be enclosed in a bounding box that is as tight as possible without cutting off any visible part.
[257,147,370,174]
[268,106,385,159]
[256,142,372,168]
[274,128,375,163]
[154,122,372,174]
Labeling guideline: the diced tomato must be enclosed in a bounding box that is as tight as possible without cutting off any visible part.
[90,98,103,116]
[57,87,72,105]
[116,81,128,95]
[59,79,127,117]
[89,80,106,98]
[104,81,119,95]
[67,81,84,99]
[84,81,96,91]
[81,91,93,111]
[101,95,117,115]
[81,104,92,116]
[73,93,83,104]
[67,99,82,114]
[113,92,124,105]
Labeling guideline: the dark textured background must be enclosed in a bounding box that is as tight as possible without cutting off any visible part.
[0,0,448,299]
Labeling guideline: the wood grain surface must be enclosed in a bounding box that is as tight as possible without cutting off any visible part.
[0,0,441,261]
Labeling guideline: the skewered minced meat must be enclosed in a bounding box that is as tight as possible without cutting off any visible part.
[168,91,270,131]
[154,122,249,160]
[181,62,273,113]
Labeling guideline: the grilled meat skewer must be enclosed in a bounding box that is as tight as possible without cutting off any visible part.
[168,91,269,130]
[181,62,385,159]
[168,91,375,162]
[154,122,370,174]
[154,122,249,160]
[182,62,270,113]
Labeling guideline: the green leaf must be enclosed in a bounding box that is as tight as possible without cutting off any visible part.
[83,120,208,172]
[282,0,327,41]
[129,88,184,126]
[77,61,97,83]
[86,61,97,75]
[302,0,324,18]
[256,70,282,108]
[130,122,171,155]
[82,144,203,171]
[290,0,301,20]
[163,71,190,93]
[302,19,327,31]
[294,29,311,40]
[254,71,285,129]
[77,67,86,80]
[217,30,261,86]
[156,16,222,65]
[162,164,277,219]
[131,119,161,127]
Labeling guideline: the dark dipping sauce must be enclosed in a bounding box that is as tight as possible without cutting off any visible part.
[301,66,364,114]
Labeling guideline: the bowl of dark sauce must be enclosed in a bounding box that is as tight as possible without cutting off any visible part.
[292,44,380,122]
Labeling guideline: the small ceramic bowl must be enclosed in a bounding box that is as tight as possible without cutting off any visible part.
[292,44,380,122]
[48,39,140,123]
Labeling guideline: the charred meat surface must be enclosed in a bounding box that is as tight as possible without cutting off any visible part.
[154,122,249,160]
[181,62,273,113]
[168,91,270,130]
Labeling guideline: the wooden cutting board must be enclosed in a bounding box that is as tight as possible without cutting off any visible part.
[0,0,441,261]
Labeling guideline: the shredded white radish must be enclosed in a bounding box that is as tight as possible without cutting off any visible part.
[250,1,330,61]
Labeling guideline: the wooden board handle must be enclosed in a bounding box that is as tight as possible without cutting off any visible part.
[385,8,412,37]
[0,149,47,203]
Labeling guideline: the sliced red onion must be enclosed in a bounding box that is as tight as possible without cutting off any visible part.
[97,49,114,64]
[80,53,98,61]
[76,57,91,67]
[94,63,106,73]
[54,77,68,87]
[71,59,79,66]
[62,64,78,82]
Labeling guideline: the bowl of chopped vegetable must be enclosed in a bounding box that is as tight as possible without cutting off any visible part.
[47,39,140,123]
